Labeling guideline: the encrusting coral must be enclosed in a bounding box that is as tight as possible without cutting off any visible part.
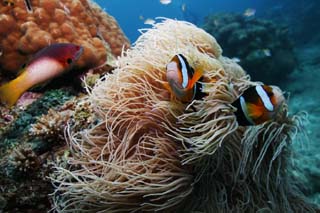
[0,0,130,78]
[0,89,76,211]
[8,144,41,173]
[51,19,318,212]
[30,95,96,141]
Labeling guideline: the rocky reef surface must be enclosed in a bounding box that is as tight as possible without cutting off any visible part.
[262,0,320,46]
[203,13,297,85]
[284,40,320,206]
[0,89,75,211]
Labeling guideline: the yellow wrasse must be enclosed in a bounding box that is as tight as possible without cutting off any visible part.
[0,43,83,107]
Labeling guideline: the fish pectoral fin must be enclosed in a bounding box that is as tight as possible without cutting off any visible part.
[188,68,204,89]
[246,103,264,120]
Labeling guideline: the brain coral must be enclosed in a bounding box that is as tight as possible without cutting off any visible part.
[51,19,317,212]
[0,0,130,76]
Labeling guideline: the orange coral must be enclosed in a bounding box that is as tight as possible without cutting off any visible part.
[0,0,130,76]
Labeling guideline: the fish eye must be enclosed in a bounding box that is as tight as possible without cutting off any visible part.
[66,58,73,64]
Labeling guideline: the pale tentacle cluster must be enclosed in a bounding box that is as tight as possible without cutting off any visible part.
[51,19,313,212]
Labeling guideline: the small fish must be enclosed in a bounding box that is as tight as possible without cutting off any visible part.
[181,3,186,12]
[232,85,285,126]
[139,15,144,20]
[213,19,220,26]
[0,43,83,107]
[160,0,172,5]
[231,57,241,63]
[262,49,271,57]
[164,54,205,102]
[243,8,256,17]
[144,18,155,25]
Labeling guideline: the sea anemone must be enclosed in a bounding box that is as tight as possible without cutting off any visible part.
[51,19,317,212]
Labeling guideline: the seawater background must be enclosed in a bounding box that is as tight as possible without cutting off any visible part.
[95,0,273,42]
[94,0,320,206]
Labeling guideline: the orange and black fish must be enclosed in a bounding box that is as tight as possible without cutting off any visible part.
[164,54,205,102]
[0,43,83,107]
[232,85,285,126]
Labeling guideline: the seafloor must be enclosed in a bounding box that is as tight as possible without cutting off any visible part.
[285,37,320,205]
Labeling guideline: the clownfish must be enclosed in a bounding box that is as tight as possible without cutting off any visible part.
[0,43,83,107]
[232,85,285,126]
[164,54,205,103]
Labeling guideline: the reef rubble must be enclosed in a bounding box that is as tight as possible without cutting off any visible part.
[203,13,297,85]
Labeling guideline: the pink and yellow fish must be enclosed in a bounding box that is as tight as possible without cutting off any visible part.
[164,54,205,103]
[0,43,83,107]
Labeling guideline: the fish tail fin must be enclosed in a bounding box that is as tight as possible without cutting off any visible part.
[0,74,29,107]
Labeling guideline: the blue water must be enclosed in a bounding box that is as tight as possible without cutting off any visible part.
[94,0,269,43]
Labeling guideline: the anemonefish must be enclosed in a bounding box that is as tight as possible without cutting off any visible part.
[164,54,205,103]
[232,85,285,126]
[0,43,83,107]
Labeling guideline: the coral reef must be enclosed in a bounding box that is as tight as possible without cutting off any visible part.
[284,43,320,207]
[262,0,320,45]
[8,144,41,173]
[30,107,73,141]
[0,89,76,212]
[0,0,130,79]
[50,19,318,212]
[203,13,297,84]
[30,95,96,141]
[0,86,105,211]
